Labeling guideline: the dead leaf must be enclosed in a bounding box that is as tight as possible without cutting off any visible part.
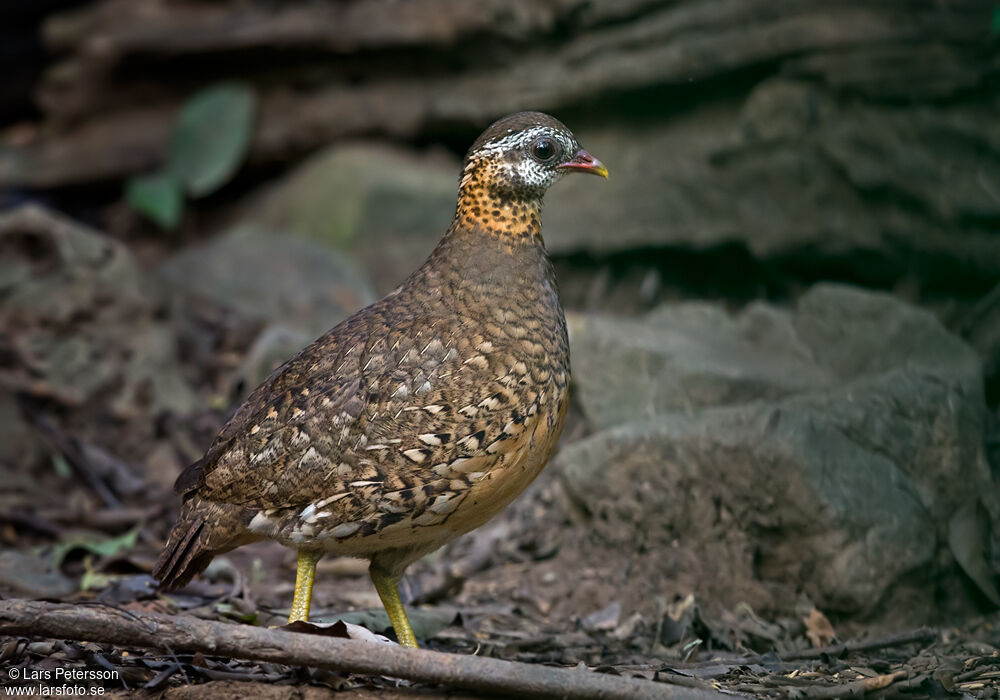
[582,601,621,632]
[948,501,1000,606]
[804,608,837,648]
[283,619,394,644]
[312,607,458,641]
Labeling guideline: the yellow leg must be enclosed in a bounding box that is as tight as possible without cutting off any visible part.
[288,549,323,623]
[370,566,418,648]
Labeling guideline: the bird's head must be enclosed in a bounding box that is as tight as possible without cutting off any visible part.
[459,111,608,202]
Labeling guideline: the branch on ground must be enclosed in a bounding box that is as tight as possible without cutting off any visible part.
[0,600,728,700]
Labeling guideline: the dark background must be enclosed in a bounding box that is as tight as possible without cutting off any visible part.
[1,0,999,691]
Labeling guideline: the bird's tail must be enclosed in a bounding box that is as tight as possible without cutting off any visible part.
[152,497,255,589]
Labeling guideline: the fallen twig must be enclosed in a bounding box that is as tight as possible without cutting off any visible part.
[0,509,62,538]
[41,504,164,530]
[779,629,936,661]
[29,413,146,509]
[787,670,908,699]
[0,600,731,699]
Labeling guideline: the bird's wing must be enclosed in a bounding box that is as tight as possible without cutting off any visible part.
[181,301,477,511]
[183,313,374,508]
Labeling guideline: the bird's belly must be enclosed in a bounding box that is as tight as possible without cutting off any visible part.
[253,378,570,558]
[443,385,569,537]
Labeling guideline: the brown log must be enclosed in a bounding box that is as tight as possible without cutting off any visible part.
[0,599,729,700]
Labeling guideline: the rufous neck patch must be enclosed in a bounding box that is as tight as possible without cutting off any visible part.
[453,156,543,242]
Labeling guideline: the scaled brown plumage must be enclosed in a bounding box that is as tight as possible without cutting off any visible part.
[153,111,607,647]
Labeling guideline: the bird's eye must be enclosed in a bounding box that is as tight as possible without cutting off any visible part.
[531,138,557,162]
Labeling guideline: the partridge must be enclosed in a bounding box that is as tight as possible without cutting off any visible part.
[153,111,608,647]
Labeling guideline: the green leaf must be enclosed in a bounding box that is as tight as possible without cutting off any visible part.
[48,526,141,569]
[993,7,1000,35]
[126,171,183,229]
[214,601,258,624]
[167,82,256,197]
[51,452,73,479]
[79,556,127,591]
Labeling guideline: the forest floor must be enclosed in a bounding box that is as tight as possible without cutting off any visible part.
[2,438,999,698]
[0,200,998,697]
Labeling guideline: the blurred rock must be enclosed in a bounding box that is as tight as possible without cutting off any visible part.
[558,284,995,618]
[159,226,375,338]
[570,283,982,430]
[245,144,456,293]
[1,0,993,292]
[6,0,990,184]
[158,227,376,393]
[0,550,75,598]
[0,205,197,419]
[235,76,1000,296]
[567,300,833,429]
[546,79,1000,283]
